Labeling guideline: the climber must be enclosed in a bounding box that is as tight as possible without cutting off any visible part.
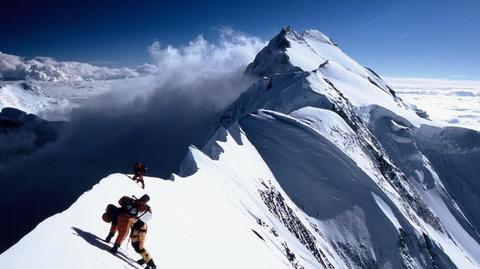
[102,195,138,243]
[102,196,136,243]
[132,161,146,189]
[110,194,152,255]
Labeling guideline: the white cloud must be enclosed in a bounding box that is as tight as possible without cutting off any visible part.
[387,76,480,131]
[0,52,153,82]
[385,76,480,90]
[0,53,25,80]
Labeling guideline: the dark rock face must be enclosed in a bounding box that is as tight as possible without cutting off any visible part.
[258,180,333,269]
[245,28,301,77]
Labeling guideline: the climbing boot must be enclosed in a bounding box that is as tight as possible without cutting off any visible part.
[145,259,157,269]
[110,243,120,254]
[105,232,115,243]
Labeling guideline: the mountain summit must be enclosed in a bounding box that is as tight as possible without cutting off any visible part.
[1,27,479,269]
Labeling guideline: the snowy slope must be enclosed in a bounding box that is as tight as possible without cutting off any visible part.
[225,27,480,267]
[2,119,478,268]
[0,51,156,120]
[244,27,425,126]
[0,128,336,269]
[240,110,480,268]
[0,80,117,120]
[0,83,71,117]
[2,27,480,269]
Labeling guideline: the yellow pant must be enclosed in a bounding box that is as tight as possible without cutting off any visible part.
[131,223,153,263]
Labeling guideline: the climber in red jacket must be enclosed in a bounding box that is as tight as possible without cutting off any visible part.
[132,161,146,189]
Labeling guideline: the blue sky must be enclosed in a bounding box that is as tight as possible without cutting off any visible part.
[1,0,479,79]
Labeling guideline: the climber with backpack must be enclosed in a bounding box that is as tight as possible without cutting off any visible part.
[102,194,147,244]
[104,194,157,269]
[102,196,134,243]
[132,161,147,189]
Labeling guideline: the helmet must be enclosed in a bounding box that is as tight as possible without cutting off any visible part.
[102,213,112,223]
[139,194,150,203]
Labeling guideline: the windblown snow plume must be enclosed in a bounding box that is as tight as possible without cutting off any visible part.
[102,27,265,104]
[147,27,265,82]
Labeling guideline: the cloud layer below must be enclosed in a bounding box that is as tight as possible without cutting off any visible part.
[388,77,480,131]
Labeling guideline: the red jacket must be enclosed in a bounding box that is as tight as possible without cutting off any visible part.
[134,162,145,174]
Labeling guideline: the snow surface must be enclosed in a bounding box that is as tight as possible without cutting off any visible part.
[240,110,480,268]
[0,83,72,118]
[244,27,431,130]
[0,76,157,121]
[3,113,479,268]
[0,129,334,269]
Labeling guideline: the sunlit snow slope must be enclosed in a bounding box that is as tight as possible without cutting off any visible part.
[2,27,479,269]
[0,129,336,269]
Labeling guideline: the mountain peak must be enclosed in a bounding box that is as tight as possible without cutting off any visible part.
[244,28,299,77]
[245,27,346,77]
[277,27,336,47]
[281,25,292,34]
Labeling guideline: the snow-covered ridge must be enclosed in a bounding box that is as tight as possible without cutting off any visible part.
[240,27,426,130]
[0,129,343,269]
[218,27,480,268]
[4,109,478,268]
[246,26,392,96]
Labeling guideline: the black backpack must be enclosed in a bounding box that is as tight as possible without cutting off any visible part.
[119,196,135,209]
[102,204,119,223]
[118,196,140,216]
